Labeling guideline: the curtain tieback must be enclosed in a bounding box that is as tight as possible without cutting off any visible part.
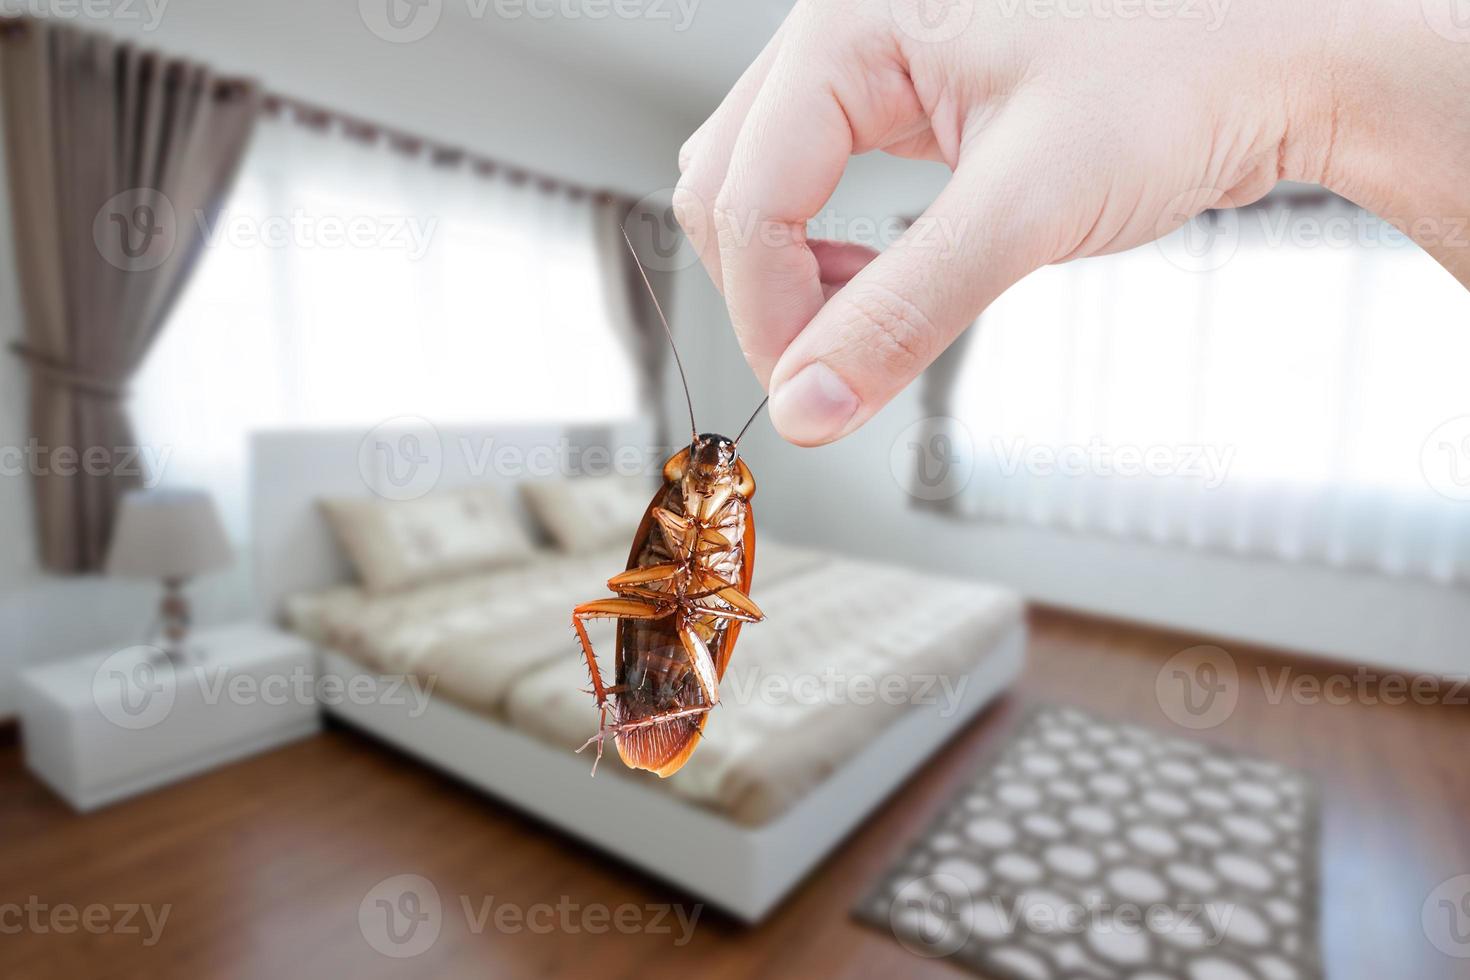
[8,343,129,400]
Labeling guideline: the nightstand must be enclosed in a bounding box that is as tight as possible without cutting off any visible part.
[17,623,320,811]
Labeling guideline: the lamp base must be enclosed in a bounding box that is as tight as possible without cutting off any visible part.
[148,578,202,664]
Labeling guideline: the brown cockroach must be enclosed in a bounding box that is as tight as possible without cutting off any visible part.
[572,233,768,778]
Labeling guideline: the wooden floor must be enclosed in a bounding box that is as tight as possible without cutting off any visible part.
[2,607,1466,979]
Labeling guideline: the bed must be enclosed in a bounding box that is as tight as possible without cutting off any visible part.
[252,423,1026,920]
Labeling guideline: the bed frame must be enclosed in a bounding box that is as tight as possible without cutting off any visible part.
[251,423,1025,921]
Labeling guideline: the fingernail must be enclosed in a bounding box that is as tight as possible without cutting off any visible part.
[769,362,860,446]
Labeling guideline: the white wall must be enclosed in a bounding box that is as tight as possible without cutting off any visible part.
[0,2,687,716]
[673,156,1470,677]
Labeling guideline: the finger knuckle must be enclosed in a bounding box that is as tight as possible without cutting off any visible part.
[710,199,747,249]
[844,283,936,371]
[671,180,709,237]
[677,135,699,174]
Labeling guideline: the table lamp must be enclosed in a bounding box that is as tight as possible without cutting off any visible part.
[106,488,233,662]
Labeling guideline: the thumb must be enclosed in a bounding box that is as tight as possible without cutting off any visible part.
[767,112,1080,446]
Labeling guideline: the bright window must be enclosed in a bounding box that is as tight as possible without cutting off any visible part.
[133,119,640,533]
[949,194,1470,584]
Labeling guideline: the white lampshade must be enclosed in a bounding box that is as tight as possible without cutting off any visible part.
[106,489,233,581]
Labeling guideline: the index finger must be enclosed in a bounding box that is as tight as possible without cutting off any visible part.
[714,41,854,387]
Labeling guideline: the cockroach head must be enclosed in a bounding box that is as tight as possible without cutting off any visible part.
[691,432,737,475]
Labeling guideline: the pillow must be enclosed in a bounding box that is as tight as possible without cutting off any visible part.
[320,485,534,594]
[520,476,655,554]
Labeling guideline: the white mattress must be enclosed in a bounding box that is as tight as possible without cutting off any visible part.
[287,541,1024,825]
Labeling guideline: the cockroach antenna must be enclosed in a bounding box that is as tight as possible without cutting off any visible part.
[734,395,768,447]
[619,226,697,443]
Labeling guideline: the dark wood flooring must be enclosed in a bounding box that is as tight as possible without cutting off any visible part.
[2,607,1466,979]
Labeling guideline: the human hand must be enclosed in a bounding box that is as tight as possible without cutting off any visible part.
[676,0,1470,446]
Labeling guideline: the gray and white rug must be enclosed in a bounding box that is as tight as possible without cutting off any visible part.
[856,706,1321,980]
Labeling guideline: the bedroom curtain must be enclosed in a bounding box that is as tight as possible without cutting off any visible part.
[924,191,1470,587]
[595,193,676,450]
[0,18,258,572]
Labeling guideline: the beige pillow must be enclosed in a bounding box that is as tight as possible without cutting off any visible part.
[321,485,534,594]
[521,476,655,554]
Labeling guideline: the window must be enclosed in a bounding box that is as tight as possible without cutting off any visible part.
[948,193,1470,585]
[133,119,640,534]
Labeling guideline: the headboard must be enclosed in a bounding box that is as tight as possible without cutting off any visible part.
[249,420,658,619]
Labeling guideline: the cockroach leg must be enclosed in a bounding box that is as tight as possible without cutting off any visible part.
[713,586,764,621]
[678,620,720,706]
[571,598,674,776]
[571,598,672,710]
[687,604,761,624]
[607,562,682,591]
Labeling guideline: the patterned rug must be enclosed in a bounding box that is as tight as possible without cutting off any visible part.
[856,706,1322,980]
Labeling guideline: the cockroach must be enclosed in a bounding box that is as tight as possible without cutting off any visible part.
[572,232,768,778]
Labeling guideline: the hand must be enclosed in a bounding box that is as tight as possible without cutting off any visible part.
[675,0,1470,446]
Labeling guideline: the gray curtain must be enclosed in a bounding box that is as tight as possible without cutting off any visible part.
[0,18,259,572]
[914,295,979,514]
[594,192,678,453]
[901,209,979,513]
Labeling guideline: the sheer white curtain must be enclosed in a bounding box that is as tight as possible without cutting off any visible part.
[133,118,640,535]
[949,194,1470,586]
